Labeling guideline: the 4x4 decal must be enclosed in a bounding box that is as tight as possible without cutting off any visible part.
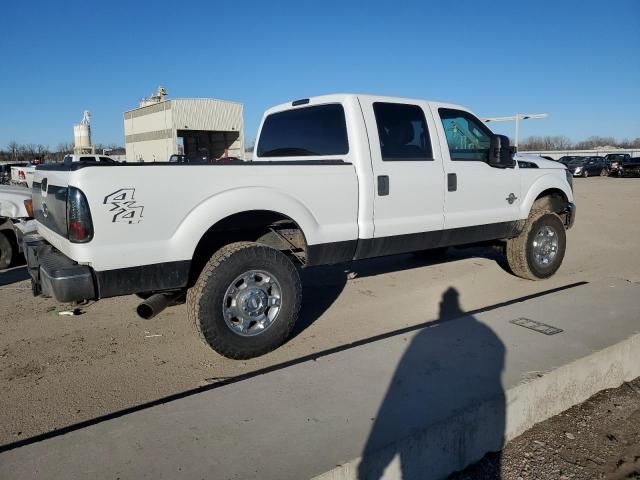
[103,188,144,224]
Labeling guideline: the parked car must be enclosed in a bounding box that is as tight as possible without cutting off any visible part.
[558,155,583,166]
[0,163,27,185]
[0,185,33,269]
[24,93,575,359]
[605,153,631,175]
[613,157,640,177]
[567,156,608,177]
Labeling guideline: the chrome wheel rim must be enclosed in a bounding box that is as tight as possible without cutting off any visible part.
[222,270,283,337]
[532,226,559,267]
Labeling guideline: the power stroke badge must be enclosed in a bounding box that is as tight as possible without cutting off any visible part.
[104,188,144,224]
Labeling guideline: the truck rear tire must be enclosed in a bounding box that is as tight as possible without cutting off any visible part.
[506,210,566,280]
[0,232,14,269]
[187,242,302,359]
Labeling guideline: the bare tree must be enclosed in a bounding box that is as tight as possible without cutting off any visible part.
[6,141,19,161]
[520,136,573,151]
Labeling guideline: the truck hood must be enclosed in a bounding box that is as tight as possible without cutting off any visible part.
[0,185,32,218]
[514,153,566,169]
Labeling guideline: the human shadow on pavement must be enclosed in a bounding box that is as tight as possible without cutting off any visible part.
[357,287,505,480]
[2,282,587,454]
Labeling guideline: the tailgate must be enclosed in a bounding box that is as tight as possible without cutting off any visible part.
[32,167,72,239]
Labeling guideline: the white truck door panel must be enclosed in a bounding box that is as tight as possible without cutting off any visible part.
[359,98,445,242]
[432,105,522,229]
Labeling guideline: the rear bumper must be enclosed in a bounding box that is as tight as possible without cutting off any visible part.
[23,233,190,302]
[24,234,96,302]
[566,202,577,230]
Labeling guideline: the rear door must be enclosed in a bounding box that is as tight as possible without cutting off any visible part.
[358,98,445,257]
[432,106,522,233]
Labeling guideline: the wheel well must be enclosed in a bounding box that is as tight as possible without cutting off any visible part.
[534,189,569,214]
[189,210,308,286]
[0,226,16,245]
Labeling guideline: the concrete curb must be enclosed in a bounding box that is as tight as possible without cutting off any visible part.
[314,332,640,480]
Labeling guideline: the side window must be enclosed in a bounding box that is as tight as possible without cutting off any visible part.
[373,102,432,161]
[257,104,349,157]
[63,156,73,165]
[79,156,97,162]
[99,156,115,163]
[439,108,492,161]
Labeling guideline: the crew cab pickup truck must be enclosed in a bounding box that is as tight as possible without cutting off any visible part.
[25,94,576,359]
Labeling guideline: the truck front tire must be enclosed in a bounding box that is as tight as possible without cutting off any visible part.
[187,242,302,359]
[506,210,566,280]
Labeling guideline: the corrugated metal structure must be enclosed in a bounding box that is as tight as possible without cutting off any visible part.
[124,98,244,162]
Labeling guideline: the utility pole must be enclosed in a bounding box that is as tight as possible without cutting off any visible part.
[481,113,548,148]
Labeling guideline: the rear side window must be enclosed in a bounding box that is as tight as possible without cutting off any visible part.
[257,104,349,157]
[373,103,432,161]
[99,156,115,163]
[439,108,493,161]
[79,156,97,162]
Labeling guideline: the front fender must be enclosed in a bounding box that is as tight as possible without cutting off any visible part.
[169,186,326,260]
[519,173,574,218]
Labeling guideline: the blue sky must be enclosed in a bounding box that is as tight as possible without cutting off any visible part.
[1,0,638,148]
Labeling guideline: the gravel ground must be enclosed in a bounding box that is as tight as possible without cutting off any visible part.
[1,177,640,459]
[451,377,640,480]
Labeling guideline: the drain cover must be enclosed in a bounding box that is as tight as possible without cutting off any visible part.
[510,317,563,335]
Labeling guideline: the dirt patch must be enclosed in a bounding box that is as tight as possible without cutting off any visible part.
[451,377,640,480]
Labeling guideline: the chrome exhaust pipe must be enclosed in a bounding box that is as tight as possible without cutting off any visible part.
[137,293,179,320]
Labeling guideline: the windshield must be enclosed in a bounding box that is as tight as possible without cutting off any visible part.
[607,154,626,161]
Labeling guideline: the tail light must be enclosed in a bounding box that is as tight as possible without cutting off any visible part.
[19,171,25,180]
[67,187,93,243]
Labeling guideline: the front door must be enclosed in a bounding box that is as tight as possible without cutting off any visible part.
[432,106,521,236]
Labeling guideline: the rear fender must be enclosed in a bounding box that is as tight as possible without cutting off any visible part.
[170,187,323,260]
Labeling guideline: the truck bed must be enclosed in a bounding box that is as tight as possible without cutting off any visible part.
[32,161,359,272]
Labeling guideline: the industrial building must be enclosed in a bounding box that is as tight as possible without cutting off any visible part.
[124,88,245,162]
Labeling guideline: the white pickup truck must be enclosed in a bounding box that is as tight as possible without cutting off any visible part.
[25,94,575,358]
[0,185,33,268]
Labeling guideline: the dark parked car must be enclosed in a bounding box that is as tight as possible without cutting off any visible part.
[614,157,640,177]
[558,155,584,166]
[567,156,608,177]
[605,153,631,171]
[0,163,27,185]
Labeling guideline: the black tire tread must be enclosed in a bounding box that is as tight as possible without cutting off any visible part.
[187,241,301,359]
[506,203,565,281]
[0,232,13,270]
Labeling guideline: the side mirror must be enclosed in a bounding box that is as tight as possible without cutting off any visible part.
[489,135,516,168]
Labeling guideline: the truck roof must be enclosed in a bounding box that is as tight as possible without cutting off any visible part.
[264,93,470,116]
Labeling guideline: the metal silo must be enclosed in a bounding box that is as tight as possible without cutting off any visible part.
[73,111,92,153]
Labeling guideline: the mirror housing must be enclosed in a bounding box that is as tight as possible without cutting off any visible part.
[489,135,516,168]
